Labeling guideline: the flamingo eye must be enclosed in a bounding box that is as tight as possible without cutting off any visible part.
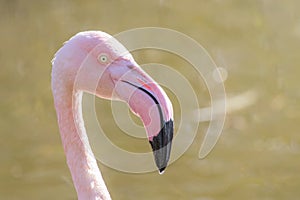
[98,54,109,63]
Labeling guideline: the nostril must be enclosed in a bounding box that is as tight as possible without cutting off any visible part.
[127,65,135,69]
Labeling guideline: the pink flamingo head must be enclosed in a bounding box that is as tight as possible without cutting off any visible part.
[52,31,174,173]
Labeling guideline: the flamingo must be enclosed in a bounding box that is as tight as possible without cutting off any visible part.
[51,31,174,199]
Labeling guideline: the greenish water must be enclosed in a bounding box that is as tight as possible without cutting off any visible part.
[1,0,300,199]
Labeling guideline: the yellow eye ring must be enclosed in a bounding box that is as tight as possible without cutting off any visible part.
[98,54,109,63]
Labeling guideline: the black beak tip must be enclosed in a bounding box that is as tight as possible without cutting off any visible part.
[149,119,173,174]
[159,167,166,174]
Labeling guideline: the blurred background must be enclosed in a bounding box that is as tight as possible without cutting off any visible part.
[1,0,300,199]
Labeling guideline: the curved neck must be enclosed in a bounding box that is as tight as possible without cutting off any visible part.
[53,86,111,200]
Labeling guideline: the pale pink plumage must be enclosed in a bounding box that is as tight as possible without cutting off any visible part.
[51,31,173,199]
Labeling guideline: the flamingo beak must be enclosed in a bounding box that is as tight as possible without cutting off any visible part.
[118,79,173,173]
[149,119,173,174]
[110,64,174,173]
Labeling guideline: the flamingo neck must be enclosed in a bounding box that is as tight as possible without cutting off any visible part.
[53,86,111,200]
